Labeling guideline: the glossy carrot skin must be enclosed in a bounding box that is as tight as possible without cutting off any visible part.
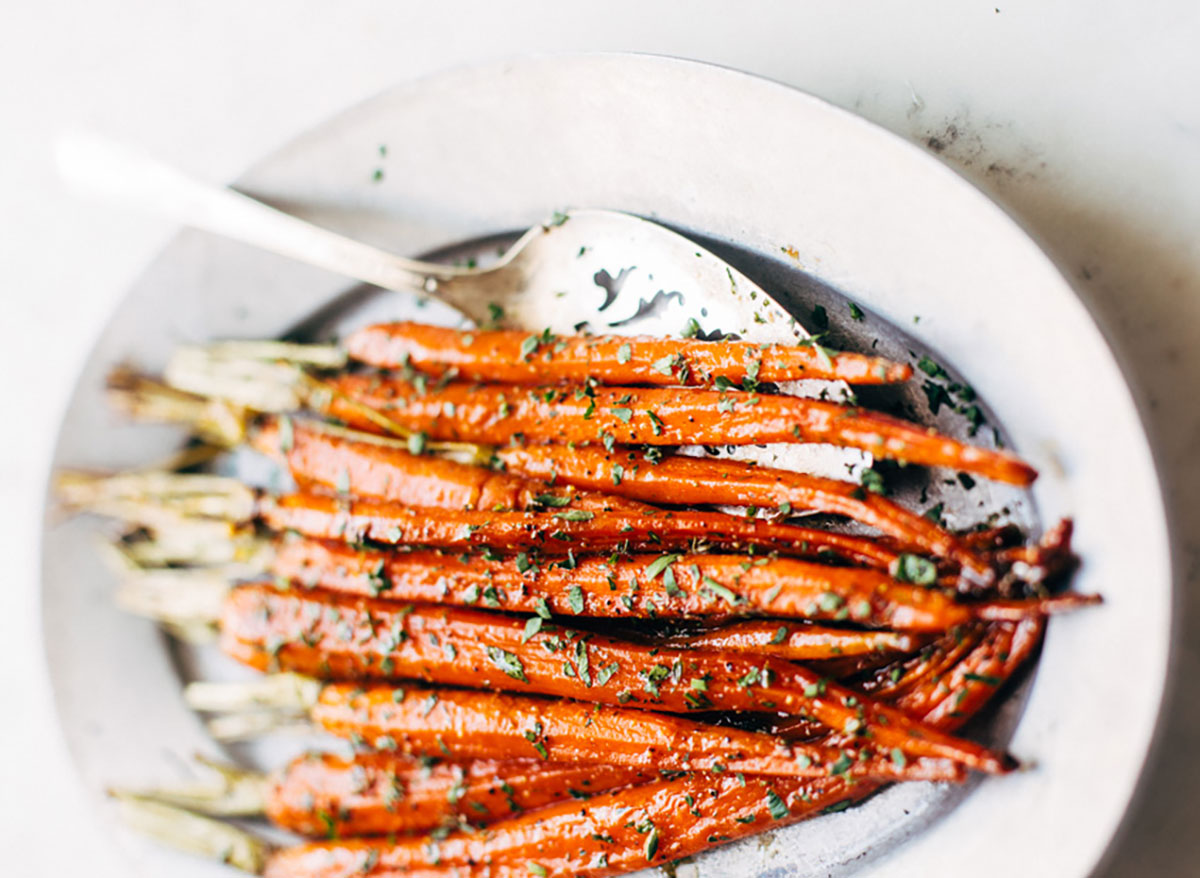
[321,375,1038,485]
[855,625,989,701]
[496,444,990,574]
[271,538,1088,632]
[258,492,900,565]
[252,420,647,514]
[344,321,914,386]
[670,620,923,660]
[265,771,852,878]
[269,753,653,837]
[308,685,960,783]
[265,620,1042,878]
[220,584,1011,772]
[271,538,980,631]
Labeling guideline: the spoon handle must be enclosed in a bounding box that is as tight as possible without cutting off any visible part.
[55,132,468,293]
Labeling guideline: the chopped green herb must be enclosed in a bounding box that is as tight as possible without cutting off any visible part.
[964,672,1003,686]
[555,509,595,522]
[407,432,427,455]
[645,553,682,579]
[567,586,585,614]
[893,553,938,586]
[848,302,865,321]
[766,789,790,820]
[486,647,528,682]
[700,576,741,606]
[817,592,845,612]
[644,827,659,860]
[533,493,572,507]
[860,468,888,495]
[522,616,543,643]
[918,356,947,378]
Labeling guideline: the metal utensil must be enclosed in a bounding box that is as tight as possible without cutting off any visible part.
[55,133,809,339]
[55,132,864,480]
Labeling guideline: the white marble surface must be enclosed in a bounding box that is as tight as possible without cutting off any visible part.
[2,2,1197,875]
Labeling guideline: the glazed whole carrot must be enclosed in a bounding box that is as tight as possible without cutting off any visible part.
[262,619,1041,878]
[344,321,914,386]
[495,444,991,576]
[308,685,962,783]
[268,538,1092,632]
[319,374,1038,485]
[251,419,648,515]
[258,492,901,566]
[264,772,856,878]
[672,621,924,661]
[269,752,654,838]
[220,583,1013,772]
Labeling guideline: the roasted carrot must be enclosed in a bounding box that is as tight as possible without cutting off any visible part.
[258,492,901,565]
[264,616,1044,878]
[320,374,1038,485]
[220,583,1013,772]
[251,419,647,514]
[264,772,856,878]
[670,621,924,661]
[495,444,992,576]
[267,537,1090,632]
[308,685,962,783]
[916,618,1043,726]
[269,752,653,837]
[855,624,989,701]
[344,321,914,386]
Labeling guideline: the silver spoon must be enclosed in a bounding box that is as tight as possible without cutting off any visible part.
[56,132,865,481]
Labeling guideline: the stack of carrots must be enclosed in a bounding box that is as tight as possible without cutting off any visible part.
[75,320,1095,878]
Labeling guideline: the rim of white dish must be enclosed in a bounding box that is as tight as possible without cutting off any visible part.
[40,53,1174,878]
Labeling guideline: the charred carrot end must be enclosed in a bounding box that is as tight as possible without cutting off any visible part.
[918,618,1046,732]
[322,374,1038,485]
[345,321,914,387]
[975,592,1102,621]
